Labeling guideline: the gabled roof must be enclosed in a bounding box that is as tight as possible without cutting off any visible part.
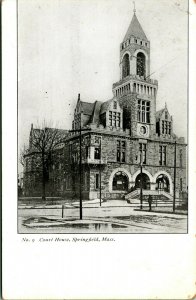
[123,13,148,42]
[80,101,94,115]
[156,109,165,120]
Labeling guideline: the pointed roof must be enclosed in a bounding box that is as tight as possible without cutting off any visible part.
[123,13,148,42]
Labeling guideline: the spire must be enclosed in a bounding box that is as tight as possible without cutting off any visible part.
[133,1,136,14]
[123,12,148,42]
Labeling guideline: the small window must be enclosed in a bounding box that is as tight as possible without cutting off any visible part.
[95,136,100,144]
[140,41,143,45]
[94,147,100,159]
[113,101,117,109]
[135,39,137,43]
[95,174,99,189]
[145,43,147,47]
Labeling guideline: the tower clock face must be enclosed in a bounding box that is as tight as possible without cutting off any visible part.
[137,124,149,137]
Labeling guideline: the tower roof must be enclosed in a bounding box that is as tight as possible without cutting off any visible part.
[123,13,148,42]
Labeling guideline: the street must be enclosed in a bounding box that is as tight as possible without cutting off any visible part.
[18,202,188,234]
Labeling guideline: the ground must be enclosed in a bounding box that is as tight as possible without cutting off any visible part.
[18,199,188,234]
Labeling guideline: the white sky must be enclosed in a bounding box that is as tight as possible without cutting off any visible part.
[18,0,188,154]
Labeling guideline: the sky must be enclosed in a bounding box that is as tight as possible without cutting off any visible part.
[18,0,188,156]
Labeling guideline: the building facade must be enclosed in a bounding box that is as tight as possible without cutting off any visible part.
[63,12,187,201]
[22,11,187,202]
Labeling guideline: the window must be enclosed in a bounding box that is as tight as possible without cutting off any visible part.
[117,140,126,162]
[95,136,101,144]
[85,146,89,158]
[95,174,99,189]
[180,149,183,167]
[180,178,183,191]
[109,111,121,128]
[122,53,130,78]
[139,143,147,164]
[113,101,117,109]
[137,100,150,123]
[162,121,171,135]
[159,145,166,166]
[94,147,100,159]
[137,52,146,77]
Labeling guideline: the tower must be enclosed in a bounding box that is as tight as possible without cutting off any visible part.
[112,10,158,139]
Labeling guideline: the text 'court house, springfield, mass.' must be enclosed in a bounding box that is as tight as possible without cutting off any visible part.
[23,8,187,204]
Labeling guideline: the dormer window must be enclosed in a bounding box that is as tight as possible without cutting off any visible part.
[162,120,171,135]
[145,42,147,47]
[109,111,121,128]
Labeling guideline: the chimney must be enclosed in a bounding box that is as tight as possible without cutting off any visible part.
[78,93,80,101]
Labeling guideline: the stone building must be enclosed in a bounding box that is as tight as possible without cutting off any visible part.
[63,11,187,201]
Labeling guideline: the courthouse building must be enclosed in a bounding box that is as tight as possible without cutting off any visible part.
[63,11,187,201]
[23,11,187,201]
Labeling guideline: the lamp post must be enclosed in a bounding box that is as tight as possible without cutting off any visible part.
[173,141,177,213]
[68,93,91,220]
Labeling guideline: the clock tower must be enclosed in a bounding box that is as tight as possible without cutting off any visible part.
[112,10,158,138]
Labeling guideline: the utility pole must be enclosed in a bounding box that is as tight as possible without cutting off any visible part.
[173,141,177,213]
[140,163,143,210]
[99,137,102,207]
[68,94,91,220]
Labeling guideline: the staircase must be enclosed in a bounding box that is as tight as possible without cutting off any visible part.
[125,190,173,206]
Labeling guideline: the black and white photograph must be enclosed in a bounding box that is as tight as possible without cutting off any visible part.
[17,0,188,234]
[3,0,196,299]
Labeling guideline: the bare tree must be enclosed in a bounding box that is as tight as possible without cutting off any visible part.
[19,144,28,167]
[27,122,68,199]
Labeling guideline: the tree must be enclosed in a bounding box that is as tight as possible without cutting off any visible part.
[19,144,28,167]
[25,122,68,199]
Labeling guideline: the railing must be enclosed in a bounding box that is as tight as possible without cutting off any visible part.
[125,189,172,200]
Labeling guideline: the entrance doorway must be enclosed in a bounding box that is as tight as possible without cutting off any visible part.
[112,171,128,191]
[135,173,150,190]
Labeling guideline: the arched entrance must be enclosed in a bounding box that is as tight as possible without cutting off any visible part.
[156,174,170,192]
[122,54,130,78]
[135,173,150,190]
[137,52,146,77]
[112,171,129,191]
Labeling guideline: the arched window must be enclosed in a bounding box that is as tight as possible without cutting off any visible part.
[113,171,128,191]
[137,52,146,77]
[122,54,130,78]
[156,174,170,193]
